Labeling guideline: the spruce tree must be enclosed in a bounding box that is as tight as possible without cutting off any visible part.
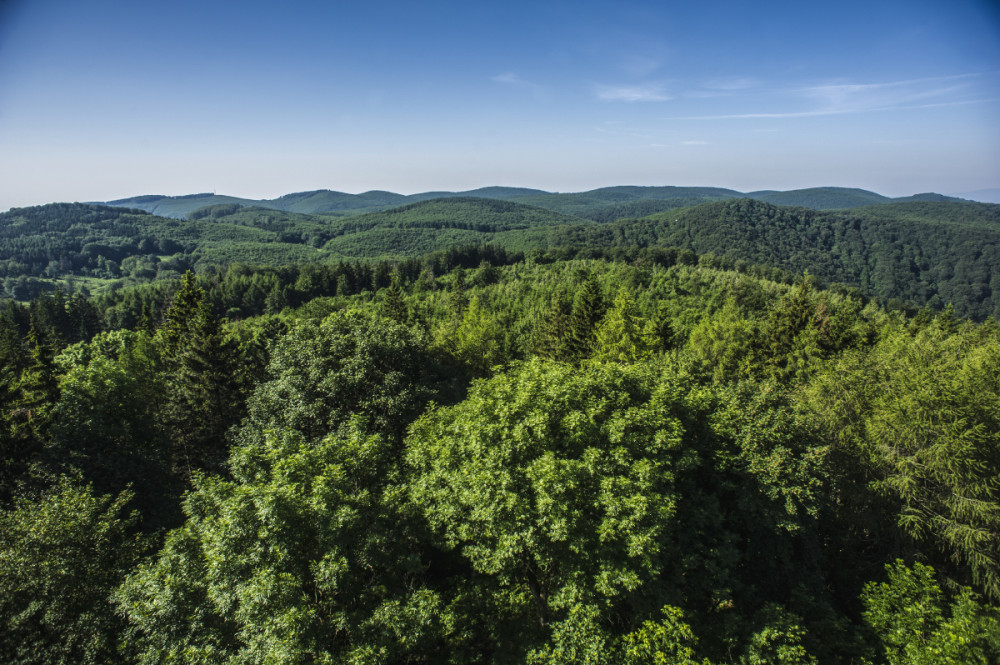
[534,287,573,361]
[1,325,59,497]
[159,273,241,479]
[591,290,657,364]
[380,279,409,324]
[565,275,605,361]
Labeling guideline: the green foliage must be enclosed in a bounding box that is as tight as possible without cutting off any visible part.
[526,604,613,665]
[49,330,176,525]
[117,426,446,665]
[862,560,1000,664]
[534,288,574,361]
[2,249,999,663]
[801,322,1000,598]
[441,295,513,375]
[739,604,817,665]
[0,479,144,665]
[406,360,695,627]
[238,309,439,443]
[565,274,605,360]
[6,194,1000,318]
[620,606,710,665]
[591,290,660,363]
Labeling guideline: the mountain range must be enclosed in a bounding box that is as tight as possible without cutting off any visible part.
[102,186,970,220]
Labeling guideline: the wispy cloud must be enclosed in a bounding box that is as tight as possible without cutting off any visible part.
[675,73,989,120]
[681,140,710,145]
[492,72,537,87]
[800,73,977,111]
[595,83,671,102]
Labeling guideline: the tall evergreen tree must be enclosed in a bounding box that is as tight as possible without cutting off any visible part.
[565,275,605,361]
[380,278,408,324]
[534,287,573,361]
[158,272,241,479]
[591,290,658,364]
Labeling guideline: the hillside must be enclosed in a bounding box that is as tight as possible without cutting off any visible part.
[0,203,329,299]
[546,198,1000,319]
[105,187,554,219]
[4,195,999,319]
[318,197,591,259]
[746,187,890,208]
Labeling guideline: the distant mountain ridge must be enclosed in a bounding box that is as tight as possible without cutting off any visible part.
[102,186,967,220]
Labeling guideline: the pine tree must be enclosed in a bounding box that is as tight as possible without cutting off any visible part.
[380,279,408,324]
[160,271,204,355]
[1,325,59,497]
[159,272,240,479]
[534,288,573,361]
[565,275,605,361]
[11,324,59,441]
[591,290,657,363]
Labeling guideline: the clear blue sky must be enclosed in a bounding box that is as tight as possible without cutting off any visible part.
[1,0,998,209]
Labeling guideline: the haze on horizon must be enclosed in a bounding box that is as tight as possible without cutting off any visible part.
[1,0,998,211]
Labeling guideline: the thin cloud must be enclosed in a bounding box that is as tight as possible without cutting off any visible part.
[674,73,990,119]
[677,98,992,120]
[492,72,539,88]
[595,83,671,102]
[800,73,976,112]
[620,54,664,78]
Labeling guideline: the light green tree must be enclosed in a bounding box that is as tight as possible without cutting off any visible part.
[590,290,659,364]
[862,560,1000,665]
[406,359,695,637]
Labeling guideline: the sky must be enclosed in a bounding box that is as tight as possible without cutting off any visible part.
[1,0,999,209]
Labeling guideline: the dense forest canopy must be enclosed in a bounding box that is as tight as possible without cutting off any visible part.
[1,234,999,662]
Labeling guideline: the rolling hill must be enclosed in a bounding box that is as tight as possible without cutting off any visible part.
[543,198,1000,319]
[6,192,999,319]
[101,185,966,221]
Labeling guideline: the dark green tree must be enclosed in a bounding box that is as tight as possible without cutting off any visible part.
[157,271,241,479]
[236,310,439,444]
[380,278,409,324]
[565,275,605,360]
[534,288,573,361]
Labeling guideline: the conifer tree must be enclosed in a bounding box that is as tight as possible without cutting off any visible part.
[11,324,59,444]
[160,272,204,355]
[565,275,605,361]
[159,272,240,479]
[591,290,657,364]
[534,288,573,361]
[380,278,408,324]
[448,267,468,313]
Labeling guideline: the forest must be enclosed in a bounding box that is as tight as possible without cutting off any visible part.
[1,232,999,663]
[2,193,999,320]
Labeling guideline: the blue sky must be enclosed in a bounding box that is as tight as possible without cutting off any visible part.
[1,0,998,209]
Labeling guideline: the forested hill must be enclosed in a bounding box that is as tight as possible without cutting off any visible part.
[3,196,1000,319]
[319,197,590,257]
[100,185,967,219]
[549,198,1000,320]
